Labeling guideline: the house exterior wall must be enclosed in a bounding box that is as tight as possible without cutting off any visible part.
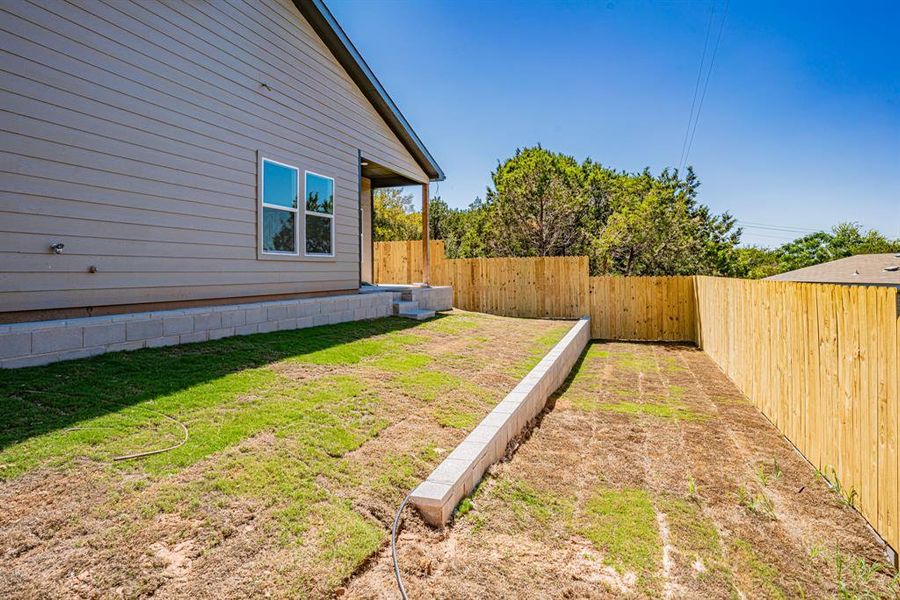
[0,0,428,314]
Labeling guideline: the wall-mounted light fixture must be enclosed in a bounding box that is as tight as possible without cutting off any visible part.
[49,242,65,254]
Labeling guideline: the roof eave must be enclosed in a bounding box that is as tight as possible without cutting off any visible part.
[293,0,445,182]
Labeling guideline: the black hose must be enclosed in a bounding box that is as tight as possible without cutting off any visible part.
[112,412,189,461]
[391,493,411,600]
[63,409,189,462]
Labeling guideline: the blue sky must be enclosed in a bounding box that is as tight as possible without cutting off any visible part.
[328,0,900,247]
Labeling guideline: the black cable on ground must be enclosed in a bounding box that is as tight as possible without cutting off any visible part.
[64,409,189,462]
[391,493,411,600]
[112,411,189,461]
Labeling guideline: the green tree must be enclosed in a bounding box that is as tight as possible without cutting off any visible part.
[592,166,741,276]
[729,223,899,279]
[774,231,834,272]
[421,147,744,276]
[593,177,697,275]
[427,196,493,258]
[428,196,454,241]
[732,246,781,279]
[695,206,743,276]
[774,222,900,272]
[485,147,593,257]
[451,198,493,258]
[373,188,421,241]
[829,221,900,255]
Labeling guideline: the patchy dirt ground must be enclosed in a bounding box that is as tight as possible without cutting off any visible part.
[0,311,571,599]
[347,342,899,599]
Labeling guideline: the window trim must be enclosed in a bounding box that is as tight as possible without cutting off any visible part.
[259,156,300,257]
[303,170,336,258]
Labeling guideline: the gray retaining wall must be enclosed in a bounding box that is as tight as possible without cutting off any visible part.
[410,316,592,526]
[0,292,393,369]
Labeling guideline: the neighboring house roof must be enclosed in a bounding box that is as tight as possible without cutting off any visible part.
[766,253,900,286]
[294,0,445,182]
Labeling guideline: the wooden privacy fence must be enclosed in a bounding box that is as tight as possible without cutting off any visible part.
[375,241,589,319]
[695,276,900,554]
[589,276,695,341]
[374,241,900,552]
[374,242,694,337]
[439,256,589,318]
[373,240,446,285]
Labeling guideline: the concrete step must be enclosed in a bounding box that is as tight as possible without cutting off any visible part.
[392,300,418,315]
[397,308,436,321]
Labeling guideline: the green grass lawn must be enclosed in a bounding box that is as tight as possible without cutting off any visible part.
[0,317,420,478]
[0,311,572,598]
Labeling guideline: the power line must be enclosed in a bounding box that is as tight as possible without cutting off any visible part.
[681,0,729,172]
[737,221,817,235]
[677,1,716,172]
[739,220,818,230]
[737,221,821,234]
[739,229,814,240]
[739,220,819,232]
[741,232,801,241]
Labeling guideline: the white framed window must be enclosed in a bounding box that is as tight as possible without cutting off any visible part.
[259,157,299,256]
[304,171,335,256]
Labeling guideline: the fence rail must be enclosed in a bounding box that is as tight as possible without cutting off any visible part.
[373,240,900,551]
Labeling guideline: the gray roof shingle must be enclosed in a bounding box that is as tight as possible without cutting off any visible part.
[766,253,900,286]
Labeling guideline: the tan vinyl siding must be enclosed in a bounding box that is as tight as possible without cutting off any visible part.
[0,0,428,313]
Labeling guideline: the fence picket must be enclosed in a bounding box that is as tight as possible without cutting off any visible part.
[695,276,899,553]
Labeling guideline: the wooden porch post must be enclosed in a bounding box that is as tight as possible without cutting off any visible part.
[422,182,430,286]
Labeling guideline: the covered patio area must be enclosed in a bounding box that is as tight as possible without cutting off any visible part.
[359,157,451,320]
[359,158,437,288]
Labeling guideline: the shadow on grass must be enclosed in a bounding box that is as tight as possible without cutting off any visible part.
[0,315,434,451]
[543,339,594,411]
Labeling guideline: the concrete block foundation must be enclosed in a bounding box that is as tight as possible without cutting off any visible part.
[0,292,393,369]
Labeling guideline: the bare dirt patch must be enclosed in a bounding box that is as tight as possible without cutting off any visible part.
[345,342,899,599]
